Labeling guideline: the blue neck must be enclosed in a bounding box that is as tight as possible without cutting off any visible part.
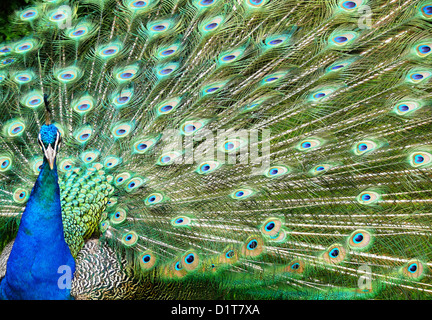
[0,159,75,300]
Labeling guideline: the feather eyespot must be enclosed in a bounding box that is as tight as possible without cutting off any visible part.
[139,251,157,270]
[218,48,245,65]
[156,63,179,78]
[157,152,181,165]
[408,151,432,168]
[132,137,159,154]
[14,40,36,54]
[265,35,289,47]
[106,198,118,207]
[72,96,95,114]
[243,102,260,112]
[219,247,239,264]
[180,120,207,136]
[114,172,131,186]
[110,208,127,224]
[171,216,191,227]
[151,24,167,31]
[4,119,26,138]
[393,100,421,116]
[68,23,92,39]
[297,138,323,151]
[145,193,164,205]
[260,218,284,239]
[402,260,425,279]
[104,156,122,169]
[309,164,332,176]
[157,44,180,59]
[98,43,122,59]
[328,63,346,72]
[245,0,266,8]
[206,86,219,93]
[200,16,223,33]
[59,159,75,173]
[13,188,29,203]
[330,32,358,47]
[347,229,372,249]
[115,65,139,82]
[156,97,181,116]
[112,122,134,139]
[100,220,110,233]
[220,138,247,153]
[262,71,287,85]
[130,0,148,9]
[56,67,81,83]
[0,158,11,171]
[182,251,199,271]
[196,160,221,174]
[1,58,15,66]
[357,190,381,205]
[415,43,432,57]
[241,236,264,257]
[81,151,99,164]
[286,260,305,274]
[185,254,195,264]
[339,0,364,11]
[205,23,217,30]
[226,250,235,259]
[199,0,215,6]
[322,244,346,264]
[420,5,432,18]
[309,88,336,102]
[202,80,228,96]
[230,188,254,200]
[353,139,380,155]
[0,156,12,172]
[30,157,43,174]
[174,261,183,271]
[73,126,93,144]
[49,8,69,23]
[406,70,432,84]
[122,231,138,247]
[148,20,174,34]
[20,8,38,20]
[264,165,289,178]
[13,71,34,84]
[111,88,134,109]
[125,177,145,192]
[0,46,12,56]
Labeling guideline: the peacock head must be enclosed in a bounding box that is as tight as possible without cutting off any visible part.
[38,124,62,170]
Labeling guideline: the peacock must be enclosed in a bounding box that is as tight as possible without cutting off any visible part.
[0,0,431,301]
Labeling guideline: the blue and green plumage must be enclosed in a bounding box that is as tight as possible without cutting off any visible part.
[0,0,432,300]
[0,124,75,300]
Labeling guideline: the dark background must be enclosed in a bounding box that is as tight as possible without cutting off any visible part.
[0,0,34,42]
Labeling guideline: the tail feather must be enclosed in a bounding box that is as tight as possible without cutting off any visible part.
[0,0,431,299]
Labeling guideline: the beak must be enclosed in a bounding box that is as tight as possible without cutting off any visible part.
[39,132,59,171]
[44,144,57,170]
